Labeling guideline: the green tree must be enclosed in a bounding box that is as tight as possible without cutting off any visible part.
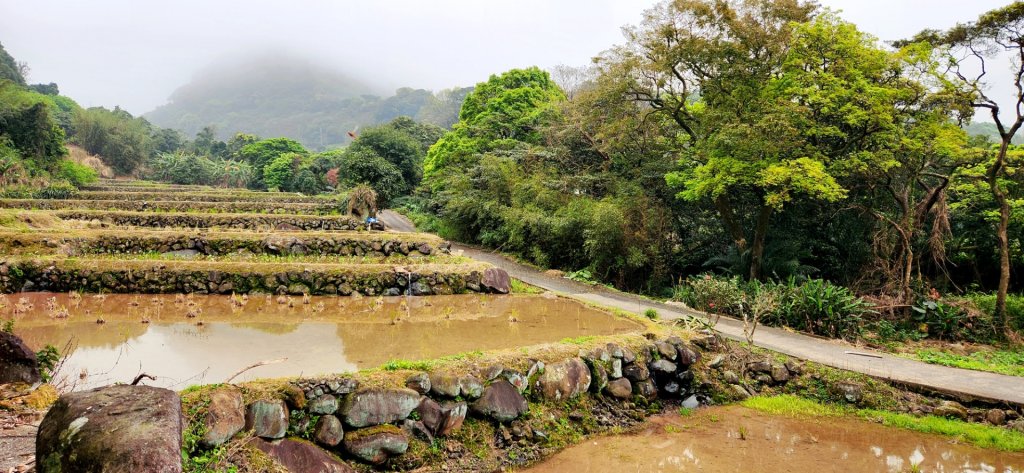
[0,42,26,86]
[263,152,302,191]
[0,82,66,167]
[423,67,564,179]
[904,3,1024,334]
[339,148,405,206]
[349,124,424,190]
[71,107,153,174]
[237,137,307,187]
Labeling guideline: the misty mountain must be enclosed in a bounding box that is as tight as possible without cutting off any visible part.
[963,121,1024,145]
[145,54,466,150]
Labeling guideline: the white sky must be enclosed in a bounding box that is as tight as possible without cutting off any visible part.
[0,0,1013,115]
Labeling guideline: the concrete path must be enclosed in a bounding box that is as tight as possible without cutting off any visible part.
[378,210,1024,406]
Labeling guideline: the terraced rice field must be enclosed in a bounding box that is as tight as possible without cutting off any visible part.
[0,180,496,296]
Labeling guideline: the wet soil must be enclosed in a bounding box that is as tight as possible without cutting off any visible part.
[524,405,1024,473]
[3,292,641,390]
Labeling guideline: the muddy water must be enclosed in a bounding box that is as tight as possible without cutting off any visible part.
[526,406,1024,473]
[4,292,641,390]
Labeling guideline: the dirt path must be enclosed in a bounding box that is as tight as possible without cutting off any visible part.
[378,210,1024,407]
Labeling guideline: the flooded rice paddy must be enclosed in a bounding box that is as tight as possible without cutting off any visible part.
[5,292,641,390]
[526,406,1024,473]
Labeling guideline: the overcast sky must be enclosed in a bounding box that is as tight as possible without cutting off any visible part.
[0,0,1013,115]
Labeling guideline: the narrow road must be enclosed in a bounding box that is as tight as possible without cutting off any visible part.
[378,210,1024,407]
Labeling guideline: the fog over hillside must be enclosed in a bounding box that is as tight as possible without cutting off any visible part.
[144,52,467,149]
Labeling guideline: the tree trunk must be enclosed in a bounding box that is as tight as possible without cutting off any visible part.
[989,141,1011,336]
[749,205,773,281]
[714,195,747,253]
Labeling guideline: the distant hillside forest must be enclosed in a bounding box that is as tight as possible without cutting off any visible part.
[144,55,471,150]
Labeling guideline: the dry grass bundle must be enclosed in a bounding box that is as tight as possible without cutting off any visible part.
[68,145,115,178]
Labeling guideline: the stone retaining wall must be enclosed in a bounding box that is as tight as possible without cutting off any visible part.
[54,211,364,231]
[0,259,508,296]
[0,199,338,215]
[2,232,445,258]
[78,191,333,204]
[34,328,1024,473]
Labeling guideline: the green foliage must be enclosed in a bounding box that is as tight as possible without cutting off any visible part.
[349,123,425,190]
[911,299,991,341]
[424,67,564,178]
[236,137,307,186]
[338,149,405,207]
[0,82,67,167]
[961,293,1024,330]
[72,106,152,174]
[914,348,1024,377]
[678,275,872,340]
[676,275,746,316]
[2,319,13,333]
[382,359,434,371]
[262,152,300,191]
[146,152,255,188]
[0,41,26,85]
[56,159,98,187]
[509,279,542,294]
[36,344,59,382]
[33,181,78,199]
[643,308,659,320]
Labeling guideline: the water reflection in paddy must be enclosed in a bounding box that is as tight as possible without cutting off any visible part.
[5,292,641,390]
[525,406,1024,473]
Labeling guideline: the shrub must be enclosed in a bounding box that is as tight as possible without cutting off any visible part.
[911,298,994,342]
[56,159,98,187]
[263,154,297,191]
[677,274,745,316]
[783,279,870,340]
[644,308,659,320]
[678,275,871,340]
[961,293,1024,332]
[33,180,78,199]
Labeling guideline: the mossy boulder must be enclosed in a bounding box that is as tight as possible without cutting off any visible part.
[470,380,528,423]
[245,399,289,439]
[200,385,245,448]
[339,388,421,428]
[252,438,355,473]
[535,358,592,401]
[342,424,409,465]
[36,385,182,473]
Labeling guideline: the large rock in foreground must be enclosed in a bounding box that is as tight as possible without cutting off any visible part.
[343,425,410,465]
[339,388,421,428]
[535,358,591,401]
[0,331,40,384]
[200,385,245,448]
[470,380,528,422]
[252,438,355,473]
[36,385,182,473]
[481,268,511,294]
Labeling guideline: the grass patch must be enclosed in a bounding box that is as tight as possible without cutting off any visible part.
[510,278,543,294]
[742,395,1024,452]
[742,394,847,417]
[913,348,1024,377]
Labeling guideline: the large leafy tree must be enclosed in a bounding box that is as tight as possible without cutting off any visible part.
[423,67,564,180]
[236,137,308,187]
[613,0,820,280]
[348,123,425,190]
[903,3,1024,333]
[0,82,66,166]
[339,148,405,207]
